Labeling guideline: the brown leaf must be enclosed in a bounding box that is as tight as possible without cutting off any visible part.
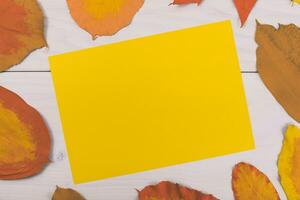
[52,186,86,200]
[255,21,300,122]
[0,86,51,179]
[232,162,280,200]
[66,0,144,39]
[138,181,219,200]
[278,125,300,200]
[0,0,46,71]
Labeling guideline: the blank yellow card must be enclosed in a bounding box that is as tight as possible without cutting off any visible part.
[49,20,255,184]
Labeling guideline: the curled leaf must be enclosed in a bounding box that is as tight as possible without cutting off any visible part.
[233,0,257,27]
[169,0,202,5]
[278,125,300,200]
[138,181,219,200]
[255,22,300,122]
[0,0,46,71]
[66,0,144,39]
[52,186,86,200]
[232,162,280,200]
[0,86,51,179]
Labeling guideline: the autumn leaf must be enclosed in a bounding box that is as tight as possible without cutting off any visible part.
[233,0,257,27]
[66,0,144,39]
[138,181,219,200]
[293,0,300,4]
[169,0,202,5]
[0,86,51,179]
[232,162,280,200]
[278,125,300,200]
[255,21,300,123]
[0,0,46,71]
[169,0,256,26]
[52,186,86,200]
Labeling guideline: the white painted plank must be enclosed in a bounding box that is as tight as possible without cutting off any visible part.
[0,72,298,199]
[7,0,300,72]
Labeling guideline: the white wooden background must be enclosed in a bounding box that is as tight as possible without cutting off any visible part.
[0,0,300,199]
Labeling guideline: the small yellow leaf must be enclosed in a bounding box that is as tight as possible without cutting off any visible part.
[278,125,300,200]
[52,186,86,200]
[232,162,280,200]
[293,0,300,4]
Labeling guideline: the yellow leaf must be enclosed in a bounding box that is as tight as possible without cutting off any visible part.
[66,0,144,39]
[278,125,300,200]
[232,162,280,200]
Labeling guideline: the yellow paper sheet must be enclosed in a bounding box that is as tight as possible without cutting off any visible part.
[49,20,255,184]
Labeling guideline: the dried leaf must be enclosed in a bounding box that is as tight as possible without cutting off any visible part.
[66,0,144,39]
[169,0,202,5]
[255,21,300,122]
[233,0,257,27]
[0,86,51,179]
[278,125,300,200]
[0,0,46,71]
[52,186,86,200]
[232,162,280,200]
[138,181,219,200]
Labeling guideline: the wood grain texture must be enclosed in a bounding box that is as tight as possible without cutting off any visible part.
[0,0,299,199]
[0,73,298,200]
[6,0,300,72]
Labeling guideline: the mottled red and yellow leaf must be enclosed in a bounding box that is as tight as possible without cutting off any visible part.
[52,186,86,200]
[66,0,144,39]
[278,125,300,200]
[0,0,46,71]
[255,22,300,122]
[233,0,257,26]
[0,86,51,179]
[138,181,219,200]
[232,162,280,200]
[169,0,202,5]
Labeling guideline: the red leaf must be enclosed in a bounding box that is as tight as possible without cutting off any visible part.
[138,181,219,200]
[233,0,257,26]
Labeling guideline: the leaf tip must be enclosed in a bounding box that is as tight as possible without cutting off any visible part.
[255,19,261,26]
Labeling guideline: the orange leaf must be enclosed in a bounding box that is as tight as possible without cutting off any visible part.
[0,86,51,179]
[169,0,202,5]
[138,181,219,200]
[66,0,144,39]
[52,186,86,200]
[233,0,257,26]
[232,162,280,200]
[278,125,300,200]
[0,0,46,71]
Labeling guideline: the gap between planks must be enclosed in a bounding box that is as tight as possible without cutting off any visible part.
[2,71,258,73]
